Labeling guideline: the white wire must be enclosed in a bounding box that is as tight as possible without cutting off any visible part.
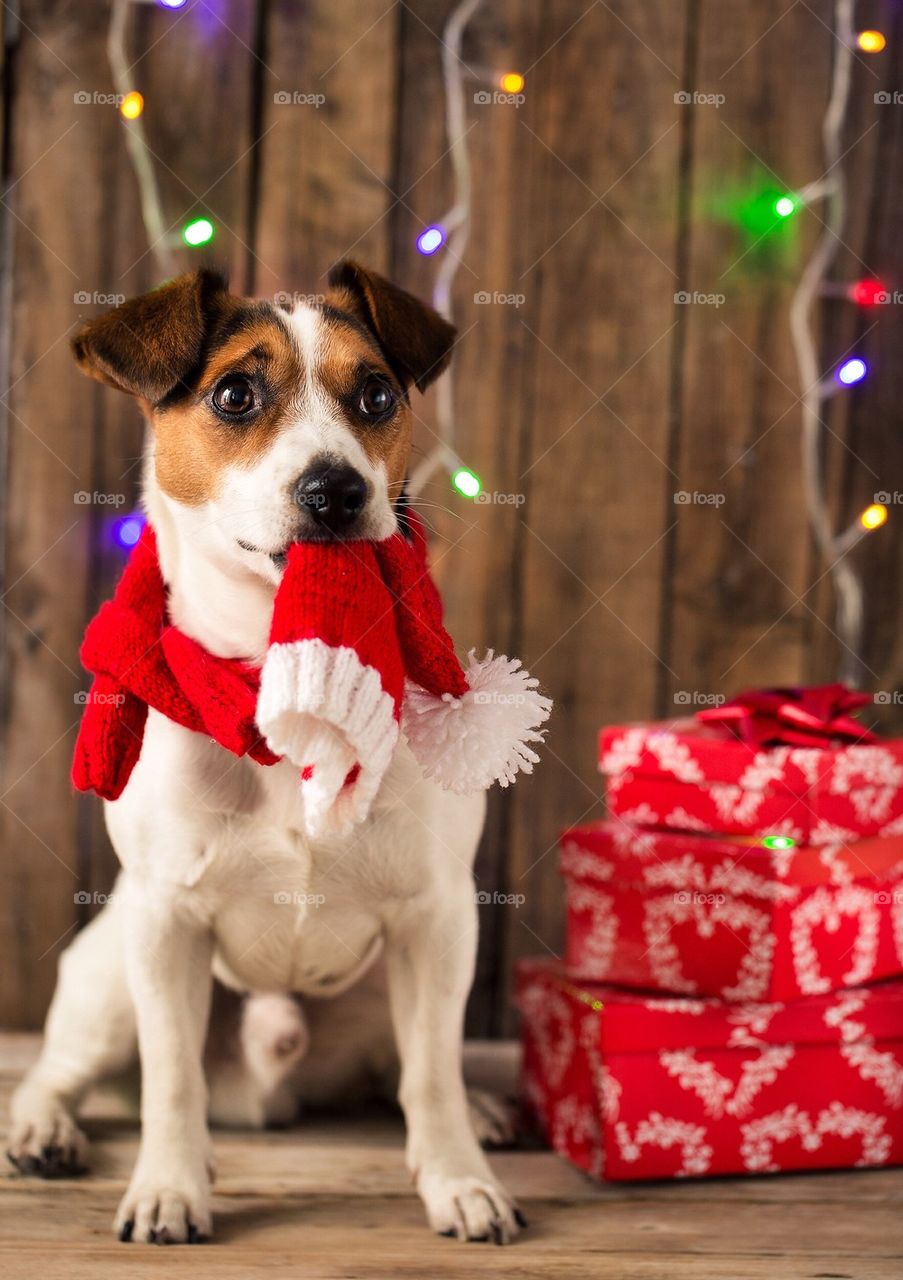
[788,0,868,684]
[108,0,177,278]
[408,0,483,496]
[110,0,481,486]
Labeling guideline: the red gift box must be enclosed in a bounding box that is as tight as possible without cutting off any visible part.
[516,957,903,1181]
[561,821,903,1002]
[599,718,903,845]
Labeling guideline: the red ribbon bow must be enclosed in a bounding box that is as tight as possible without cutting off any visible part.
[696,684,877,748]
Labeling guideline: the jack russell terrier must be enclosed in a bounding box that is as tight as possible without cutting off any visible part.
[7,263,542,1245]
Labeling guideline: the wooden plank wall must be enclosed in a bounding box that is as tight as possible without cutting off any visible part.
[0,0,900,1032]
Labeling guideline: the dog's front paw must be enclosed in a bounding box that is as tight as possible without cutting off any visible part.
[6,1088,89,1178]
[115,1165,212,1244]
[418,1166,525,1244]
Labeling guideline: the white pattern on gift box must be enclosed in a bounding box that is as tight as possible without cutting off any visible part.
[790,885,880,995]
[810,820,861,848]
[642,894,774,1001]
[615,1112,713,1176]
[645,733,706,783]
[644,997,709,1015]
[615,803,661,834]
[740,1101,891,1173]
[560,841,615,882]
[788,749,829,789]
[726,1002,785,1047]
[565,881,618,971]
[665,806,712,832]
[840,1040,903,1108]
[600,728,646,775]
[831,747,903,824]
[659,1046,796,1118]
[815,843,858,886]
[552,1094,603,1178]
[578,1011,622,1123]
[823,989,903,1106]
[709,783,767,829]
[640,855,798,904]
[519,985,575,1089]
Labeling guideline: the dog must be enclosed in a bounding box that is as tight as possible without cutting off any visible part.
[7,263,526,1245]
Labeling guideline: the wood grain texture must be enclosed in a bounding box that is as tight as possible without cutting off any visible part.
[1,1037,901,1280]
[498,0,688,1032]
[1,1,902,1029]
[0,0,117,1028]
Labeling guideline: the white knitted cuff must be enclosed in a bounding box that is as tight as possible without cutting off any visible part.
[257,638,399,836]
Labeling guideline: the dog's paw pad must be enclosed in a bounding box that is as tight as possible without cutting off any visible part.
[420,1171,524,1245]
[115,1184,212,1245]
[6,1105,89,1178]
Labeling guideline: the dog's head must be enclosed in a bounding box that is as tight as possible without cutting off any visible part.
[72,263,455,573]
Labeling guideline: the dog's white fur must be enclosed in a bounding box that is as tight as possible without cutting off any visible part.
[9,298,522,1244]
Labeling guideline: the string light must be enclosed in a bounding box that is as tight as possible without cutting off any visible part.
[836,356,867,385]
[848,279,888,306]
[416,225,445,256]
[500,71,524,93]
[157,0,188,9]
[856,29,886,53]
[112,513,145,550]
[860,503,888,531]
[182,216,215,247]
[762,835,796,851]
[408,0,486,503]
[774,194,799,218]
[119,90,143,120]
[788,0,889,685]
[451,466,481,499]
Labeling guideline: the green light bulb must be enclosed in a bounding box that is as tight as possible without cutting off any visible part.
[452,467,481,499]
[182,217,215,247]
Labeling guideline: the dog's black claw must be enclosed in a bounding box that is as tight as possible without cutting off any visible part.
[119,1221,134,1243]
[187,1224,207,1244]
[439,1228,457,1238]
[514,1207,528,1229]
[471,1233,491,1243]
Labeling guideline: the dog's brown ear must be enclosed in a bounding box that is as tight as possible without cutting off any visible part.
[327,260,456,393]
[71,269,229,402]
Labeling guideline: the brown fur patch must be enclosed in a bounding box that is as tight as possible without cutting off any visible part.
[153,314,303,505]
[326,260,457,393]
[314,311,412,501]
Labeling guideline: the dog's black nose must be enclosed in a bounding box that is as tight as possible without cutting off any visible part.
[294,463,368,535]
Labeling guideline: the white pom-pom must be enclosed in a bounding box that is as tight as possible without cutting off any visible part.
[402,650,552,792]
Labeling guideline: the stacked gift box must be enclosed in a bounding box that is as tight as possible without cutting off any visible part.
[516,686,903,1180]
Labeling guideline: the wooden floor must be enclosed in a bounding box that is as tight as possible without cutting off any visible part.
[1,1035,901,1279]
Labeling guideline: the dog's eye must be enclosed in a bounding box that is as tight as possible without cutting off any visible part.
[358,377,395,420]
[213,376,256,417]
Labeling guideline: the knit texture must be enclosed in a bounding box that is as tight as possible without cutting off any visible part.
[257,538,405,835]
[72,526,276,801]
[73,511,552,833]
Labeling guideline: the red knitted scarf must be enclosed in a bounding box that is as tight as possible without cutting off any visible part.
[72,526,281,799]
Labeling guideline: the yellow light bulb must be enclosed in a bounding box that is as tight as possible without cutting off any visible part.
[860,503,888,531]
[857,30,886,53]
[120,91,144,120]
[500,72,525,94]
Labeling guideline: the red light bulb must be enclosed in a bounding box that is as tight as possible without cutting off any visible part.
[849,279,888,307]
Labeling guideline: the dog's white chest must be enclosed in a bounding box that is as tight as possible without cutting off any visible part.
[210,843,385,996]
